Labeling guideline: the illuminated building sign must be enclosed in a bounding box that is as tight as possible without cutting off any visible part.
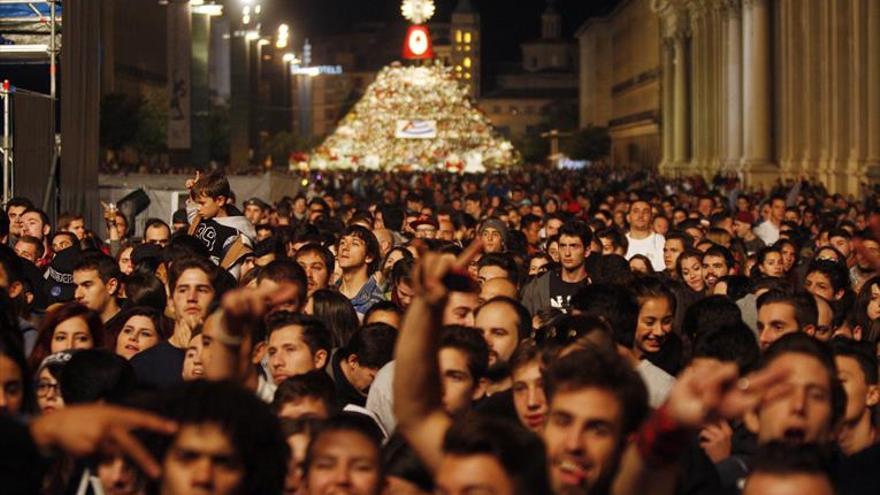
[291,65,344,76]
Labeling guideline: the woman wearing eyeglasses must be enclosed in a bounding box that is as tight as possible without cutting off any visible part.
[34,351,74,414]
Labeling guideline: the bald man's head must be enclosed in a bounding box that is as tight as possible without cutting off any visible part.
[479,277,517,305]
[373,228,394,258]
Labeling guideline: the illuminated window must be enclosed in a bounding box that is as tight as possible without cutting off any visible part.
[456,30,462,43]
[464,44,470,52]
[463,57,471,68]
[456,65,462,71]
[464,73,471,79]
[464,32,472,43]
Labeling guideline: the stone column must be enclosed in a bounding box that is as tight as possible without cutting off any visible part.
[723,2,742,170]
[660,38,675,172]
[673,29,690,168]
[692,12,704,173]
[868,0,880,175]
[741,0,774,180]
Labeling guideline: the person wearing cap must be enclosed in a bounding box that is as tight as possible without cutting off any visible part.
[244,198,270,226]
[479,218,508,254]
[240,237,278,279]
[171,208,189,232]
[50,231,77,255]
[44,244,79,306]
[733,210,765,256]
[411,215,439,240]
[35,351,74,414]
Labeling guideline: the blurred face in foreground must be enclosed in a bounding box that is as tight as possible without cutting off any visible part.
[512,359,547,433]
[304,430,383,495]
[543,386,624,495]
[435,454,515,495]
[746,353,834,446]
[161,423,244,495]
[742,472,834,495]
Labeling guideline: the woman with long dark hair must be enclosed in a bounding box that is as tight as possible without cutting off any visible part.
[305,289,359,348]
[107,306,173,360]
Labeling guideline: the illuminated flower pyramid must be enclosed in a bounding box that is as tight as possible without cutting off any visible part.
[310,63,519,172]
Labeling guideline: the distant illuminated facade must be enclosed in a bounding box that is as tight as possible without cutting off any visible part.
[450,0,480,98]
[579,0,880,194]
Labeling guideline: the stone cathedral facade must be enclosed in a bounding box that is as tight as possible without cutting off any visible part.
[579,0,880,195]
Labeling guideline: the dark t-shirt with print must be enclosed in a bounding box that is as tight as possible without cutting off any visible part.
[548,270,584,312]
[193,218,238,264]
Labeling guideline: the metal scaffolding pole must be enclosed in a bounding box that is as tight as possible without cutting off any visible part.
[1,81,11,206]
[0,1,61,209]
[42,0,60,213]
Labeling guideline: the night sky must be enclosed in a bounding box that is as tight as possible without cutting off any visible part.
[1,0,621,94]
[272,0,620,62]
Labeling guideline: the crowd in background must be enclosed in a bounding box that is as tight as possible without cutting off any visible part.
[1,166,880,495]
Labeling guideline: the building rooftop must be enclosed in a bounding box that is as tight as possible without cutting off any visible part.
[480,87,578,99]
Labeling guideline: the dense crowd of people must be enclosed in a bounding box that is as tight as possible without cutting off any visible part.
[1,167,880,495]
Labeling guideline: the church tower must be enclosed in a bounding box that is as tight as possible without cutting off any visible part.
[542,0,562,39]
[522,0,572,72]
[450,0,480,98]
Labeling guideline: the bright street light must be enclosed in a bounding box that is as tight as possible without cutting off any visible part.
[192,2,223,15]
[276,23,290,49]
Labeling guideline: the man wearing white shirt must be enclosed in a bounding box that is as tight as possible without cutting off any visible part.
[754,194,786,246]
[625,200,666,272]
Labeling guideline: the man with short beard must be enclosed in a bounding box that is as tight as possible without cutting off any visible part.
[294,243,333,297]
[701,245,734,293]
[473,297,530,392]
[543,347,649,495]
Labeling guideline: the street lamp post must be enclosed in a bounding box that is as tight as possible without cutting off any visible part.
[229,0,263,171]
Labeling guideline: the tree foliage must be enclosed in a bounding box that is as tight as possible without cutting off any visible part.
[100,93,167,157]
[564,126,611,161]
[264,131,322,169]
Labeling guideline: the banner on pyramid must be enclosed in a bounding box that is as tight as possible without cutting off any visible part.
[396,120,437,139]
[310,64,520,172]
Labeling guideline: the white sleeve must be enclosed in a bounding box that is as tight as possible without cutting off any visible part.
[365,361,397,435]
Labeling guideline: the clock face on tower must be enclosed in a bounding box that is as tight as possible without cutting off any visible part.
[403,25,434,59]
[408,29,429,56]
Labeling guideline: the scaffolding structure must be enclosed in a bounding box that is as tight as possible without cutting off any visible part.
[0,0,61,206]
